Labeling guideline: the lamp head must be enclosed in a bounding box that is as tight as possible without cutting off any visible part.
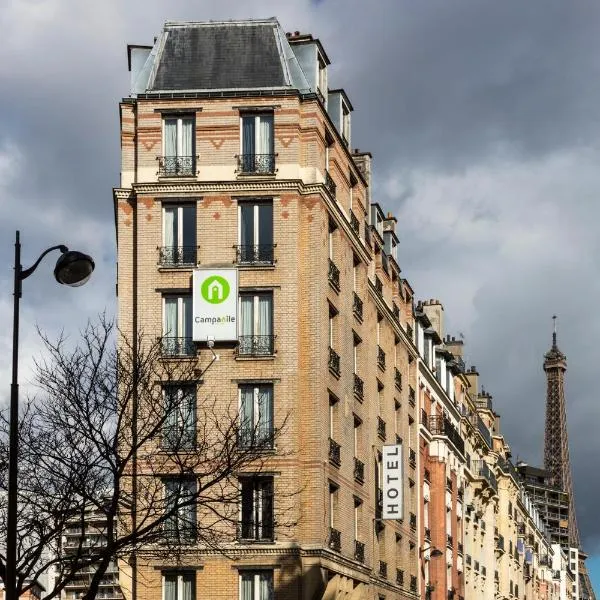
[54,250,95,287]
[430,548,444,558]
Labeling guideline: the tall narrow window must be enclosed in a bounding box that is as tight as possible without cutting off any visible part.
[238,201,274,264]
[240,114,274,174]
[240,477,274,541]
[240,571,273,600]
[239,292,274,356]
[163,385,196,450]
[163,296,193,356]
[164,478,196,542]
[163,572,195,600]
[162,204,196,266]
[239,384,274,448]
[162,116,195,176]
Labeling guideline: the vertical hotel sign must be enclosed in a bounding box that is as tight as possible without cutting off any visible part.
[382,443,403,520]
[193,269,238,342]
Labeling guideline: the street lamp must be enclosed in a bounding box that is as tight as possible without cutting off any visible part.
[420,544,443,599]
[6,230,94,600]
[420,544,444,558]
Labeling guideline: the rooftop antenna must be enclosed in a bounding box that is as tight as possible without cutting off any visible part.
[552,315,557,349]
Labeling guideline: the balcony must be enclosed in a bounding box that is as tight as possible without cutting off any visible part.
[328,527,341,552]
[420,408,429,429]
[328,259,340,291]
[158,155,195,177]
[496,535,505,553]
[471,460,498,492]
[350,211,360,235]
[409,387,416,407]
[409,449,416,468]
[466,554,472,566]
[377,345,386,370]
[354,457,365,483]
[446,477,453,491]
[377,416,386,440]
[329,347,341,377]
[158,246,197,267]
[235,244,275,265]
[394,367,402,390]
[324,170,336,198]
[237,335,275,357]
[238,153,276,175]
[354,540,365,563]
[447,534,453,548]
[396,569,404,586]
[379,561,388,579]
[470,413,492,448]
[329,438,341,467]
[161,337,195,357]
[353,292,363,321]
[429,414,465,457]
[410,576,417,593]
[353,373,364,401]
[375,275,383,297]
[409,513,417,530]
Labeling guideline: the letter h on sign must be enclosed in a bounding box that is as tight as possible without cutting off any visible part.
[382,444,403,520]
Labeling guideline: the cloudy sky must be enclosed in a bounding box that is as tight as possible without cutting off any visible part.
[2,0,600,589]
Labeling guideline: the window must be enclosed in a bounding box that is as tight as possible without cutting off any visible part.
[239,292,274,356]
[163,385,196,449]
[161,116,195,176]
[342,103,351,145]
[238,200,274,264]
[163,296,193,356]
[240,477,274,541]
[240,571,273,600]
[239,384,274,448]
[164,478,196,542]
[240,113,274,174]
[163,572,195,600]
[161,204,196,266]
[329,482,338,528]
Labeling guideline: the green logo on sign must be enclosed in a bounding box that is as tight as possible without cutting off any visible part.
[200,275,230,304]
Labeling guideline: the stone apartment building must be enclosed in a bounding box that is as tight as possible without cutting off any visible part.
[114,18,419,600]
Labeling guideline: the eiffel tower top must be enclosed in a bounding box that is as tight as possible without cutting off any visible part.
[544,315,567,367]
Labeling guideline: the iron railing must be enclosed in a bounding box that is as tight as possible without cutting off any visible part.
[350,211,360,234]
[396,569,404,586]
[425,527,431,540]
[354,540,365,563]
[409,449,416,467]
[353,373,364,400]
[324,170,336,197]
[471,460,498,492]
[235,244,275,265]
[329,347,341,376]
[354,457,365,483]
[329,527,341,552]
[379,561,387,579]
[328,259,340,290]
[158,156,195,177]
[447,534,453,547]
[237,335,275,357]
[353,292,363,320]
[409,387,416,406]
[429,414,466,457]
[420,408,429,429]
[158,246,197,267]
[375,275,383,296]
[409,513,417,530]
[162,337,195,357]
[238,153,275,174]
[377,345,386,370]
[329,438,341,467]
[377,416,386,440]
[395,367,402,390]
[238,519,274,542]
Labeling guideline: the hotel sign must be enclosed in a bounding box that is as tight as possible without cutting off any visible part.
[382,443,403,520]
[192,269,238,342]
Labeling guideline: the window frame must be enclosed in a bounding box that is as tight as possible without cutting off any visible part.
[162,571,195,600]
[163,477,197,543]
[239,570,274,600]
[162,115,195,158]
[239,476,275,542]
[162,384,197,450]
[238,383,274,449]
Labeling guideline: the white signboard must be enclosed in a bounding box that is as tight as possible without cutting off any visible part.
[382,443,403,520]
[192,269,238,342]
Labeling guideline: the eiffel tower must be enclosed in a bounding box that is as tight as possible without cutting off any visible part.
[544,317,595,600]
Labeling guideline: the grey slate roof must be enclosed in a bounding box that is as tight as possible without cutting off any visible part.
[131,19,312,95]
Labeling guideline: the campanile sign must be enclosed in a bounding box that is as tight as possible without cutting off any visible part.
[382,443,404,520]
[192,269,238,342]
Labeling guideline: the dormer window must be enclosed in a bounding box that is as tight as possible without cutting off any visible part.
[318,54,327,105]
[342,102,351,146]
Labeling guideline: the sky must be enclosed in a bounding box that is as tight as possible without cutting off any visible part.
[1,0,599,590]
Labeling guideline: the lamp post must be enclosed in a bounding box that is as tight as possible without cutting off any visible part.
[6,230,94,600]
[420,545,443,600]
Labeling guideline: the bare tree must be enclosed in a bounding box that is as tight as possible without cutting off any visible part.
[0,316,290,600]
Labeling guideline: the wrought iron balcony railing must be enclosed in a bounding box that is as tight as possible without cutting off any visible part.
[238,153,276,174]
[161,337,195,357]
[354,457,365,483]
[328,259,340,291]
[409,513,417,530]
[159,246,197,267]
[324,170,336,198]
[235,244,275,265]
[350,211,360,234]
[458,543,464,555]
[329,347,340,376]
[353,292,363,321]
[353,373,364,400]
[420,408,429,429]
[329,438,341,467]
[379,561,387,579]
[329,527,341,552]
[238,519,274,542]
[237,335,275,357]
[395,367,402,390]
[158,155,196,177]
[354,540,365,563]
[377,416,386,440]
[471,459,498,492]
[429,414,466,457]
[409,387,416,406]
[409,449,416,467]
[377,345,386,370]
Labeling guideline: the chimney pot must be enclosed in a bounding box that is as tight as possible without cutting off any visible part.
[295,31,300,35]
